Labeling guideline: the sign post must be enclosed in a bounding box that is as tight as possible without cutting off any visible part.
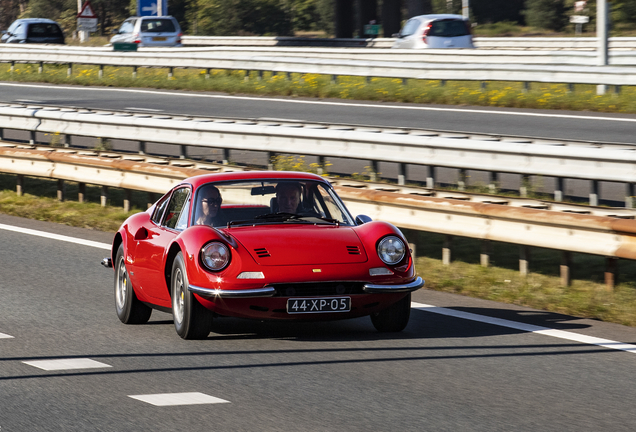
[77,0,98,42]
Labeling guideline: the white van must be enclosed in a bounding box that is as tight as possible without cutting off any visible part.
[392,14,474,49]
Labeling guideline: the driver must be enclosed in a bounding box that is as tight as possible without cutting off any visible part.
[195,185,223,226]
[275,182,302,214]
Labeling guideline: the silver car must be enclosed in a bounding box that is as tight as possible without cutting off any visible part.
[110,16,182,47]
[392,14,474,49]
[1,18,65,44]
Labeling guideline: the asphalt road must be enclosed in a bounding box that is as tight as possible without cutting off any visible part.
[2,215,636,431]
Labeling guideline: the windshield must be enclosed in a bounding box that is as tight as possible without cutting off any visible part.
[192,179,354,228]
[141,18,177,33]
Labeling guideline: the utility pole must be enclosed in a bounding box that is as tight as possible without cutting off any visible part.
[462,0,469,19]
[597,0,609,94]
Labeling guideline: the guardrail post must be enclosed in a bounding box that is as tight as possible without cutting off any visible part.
[57,179,65,201]
[139,141,146,155]
[519,246,531,276]
[627,183,635,208]
[560,251,572,287]
[480,82,488,90]
[480,240,491,267]
[366,76,372,84]
[555,177,564,202]
[258,70,263,81]
[132,66,138,79]
[10,61,15,74]
[39,62,43,74]
[440,80,446,87]
[147,192,155,209]
[180,144,188,159]
[605,257,619,291]
[16,174,24,197]
[523,82,530,93]
[489,172,499,193]
[458,169,467,191]
[244,70,250,81]
[427,166,436,189]
[168,67,174,79]
[442,235,452,266]
[101,186,108,207]
[317,155,326,175]
[67,63,72,78]
[124,189,132,212]
[29,130,36,145]
[520,175,531,197]
[267,152,274,170]
[331,75,338,85]
[590,180,599,206]
[78,183,85,203]
[98,65,104,79]
[615,85,621,95]
[369,160,379,181]
[568,83,575,93]
[206,68,211,79]
[222,148,230,165]
[398,163,406,185]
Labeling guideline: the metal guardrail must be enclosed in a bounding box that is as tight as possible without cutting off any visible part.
[0,103,634,208]
[0,143,632,288]
[1,46,636,88]
[180,35,636,51]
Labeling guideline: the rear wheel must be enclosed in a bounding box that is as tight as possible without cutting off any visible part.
[371,293,411,332]
[171,252,213,339]
[114,244,152,324]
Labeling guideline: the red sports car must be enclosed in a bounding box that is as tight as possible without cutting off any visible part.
[103,171,424,339]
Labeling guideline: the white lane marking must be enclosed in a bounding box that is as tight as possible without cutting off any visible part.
[13,99,44,103]
[23,358,112,371]
[128,392,230,406]
[0,332,14,339]
[124,107,164,112]
[412,302,636,354]
[0,223,111,250]
[1,82,635,124]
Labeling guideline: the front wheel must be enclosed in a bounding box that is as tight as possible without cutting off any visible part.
[114,244,152,324]
[171,252,213,339]
[371,293,411,332]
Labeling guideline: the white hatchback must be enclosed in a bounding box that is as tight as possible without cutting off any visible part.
[392,14,474,49]
[110,16,182,47]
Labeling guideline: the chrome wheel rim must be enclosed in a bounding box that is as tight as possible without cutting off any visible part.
[173,268,185,324]
[116,258,127,310]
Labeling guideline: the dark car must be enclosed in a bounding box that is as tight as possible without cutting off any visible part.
[1,18,65,44]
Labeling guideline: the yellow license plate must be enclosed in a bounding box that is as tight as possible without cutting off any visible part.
[153,37,167,41]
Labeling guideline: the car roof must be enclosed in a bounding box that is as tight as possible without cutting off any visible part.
[126,16,177,19]
[183,171,327,189]
[409,14,468,22]
[11,18,61,24]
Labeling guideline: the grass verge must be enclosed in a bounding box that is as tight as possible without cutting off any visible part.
[1,173,636,326]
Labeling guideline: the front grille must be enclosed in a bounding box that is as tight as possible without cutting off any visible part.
[254,248,270,258]
[272,282,365,297]
[346,246,361,255]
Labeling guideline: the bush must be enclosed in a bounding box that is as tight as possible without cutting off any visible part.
[523,0,567,31]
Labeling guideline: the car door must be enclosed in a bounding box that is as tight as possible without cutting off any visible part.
[128,186,191,301]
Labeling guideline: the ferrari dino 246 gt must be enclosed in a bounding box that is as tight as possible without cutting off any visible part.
[103,171,424,339]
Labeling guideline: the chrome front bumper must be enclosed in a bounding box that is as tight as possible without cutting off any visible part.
[190,276,424,298]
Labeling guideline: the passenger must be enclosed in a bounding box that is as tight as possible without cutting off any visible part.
[275,182,302,214]
[195,185,223,226]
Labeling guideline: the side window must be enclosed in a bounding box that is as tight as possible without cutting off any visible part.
[151,194,170,225]
[174,194,191,231]
[164,187,190,230]
[120,20,134,34]
[400,19,420,37]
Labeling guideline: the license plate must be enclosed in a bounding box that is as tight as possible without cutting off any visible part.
[153,36,167,41]
[287,297,351,314]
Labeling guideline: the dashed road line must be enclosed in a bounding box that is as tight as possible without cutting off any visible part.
[0,223,111,250]
[412,302,636,354]
[22,358,113,371]
[0,332,14,339]
[128,392,230,406]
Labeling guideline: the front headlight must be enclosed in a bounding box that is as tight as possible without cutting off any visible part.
[377,236,406,265]
[201,242,230,271]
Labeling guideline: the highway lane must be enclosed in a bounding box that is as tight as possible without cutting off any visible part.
[2,215,636,431]
[2,82,636,145]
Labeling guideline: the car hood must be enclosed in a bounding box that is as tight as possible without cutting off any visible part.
[228,225,368,265]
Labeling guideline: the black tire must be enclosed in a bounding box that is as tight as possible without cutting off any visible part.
[370,293,412,332]
[114,244,152,324]
[171,252,213,340]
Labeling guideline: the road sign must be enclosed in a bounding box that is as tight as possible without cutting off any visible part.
[570,15,590,24]
[77,0,98,32]
[137,0,168,16]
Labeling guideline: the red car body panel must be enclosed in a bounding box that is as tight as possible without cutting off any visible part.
[111,171,423,323]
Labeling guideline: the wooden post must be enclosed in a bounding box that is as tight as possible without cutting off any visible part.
[480,240,491,267]
[442,235,452,266]
[57,179,65,201]
[590,180,599,207]
[560,251,572,287]
[124,189,132,213]
[398,163,406,185]
[519,246,530,276]
[78,183,85,203]
[101,186,108,207]
[605,257,619,291]
[16,174,24,197]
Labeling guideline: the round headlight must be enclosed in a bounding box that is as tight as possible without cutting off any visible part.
[377,236,406,265]
[201,242,230,271]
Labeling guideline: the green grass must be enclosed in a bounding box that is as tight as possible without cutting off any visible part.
[1,173,636,327]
